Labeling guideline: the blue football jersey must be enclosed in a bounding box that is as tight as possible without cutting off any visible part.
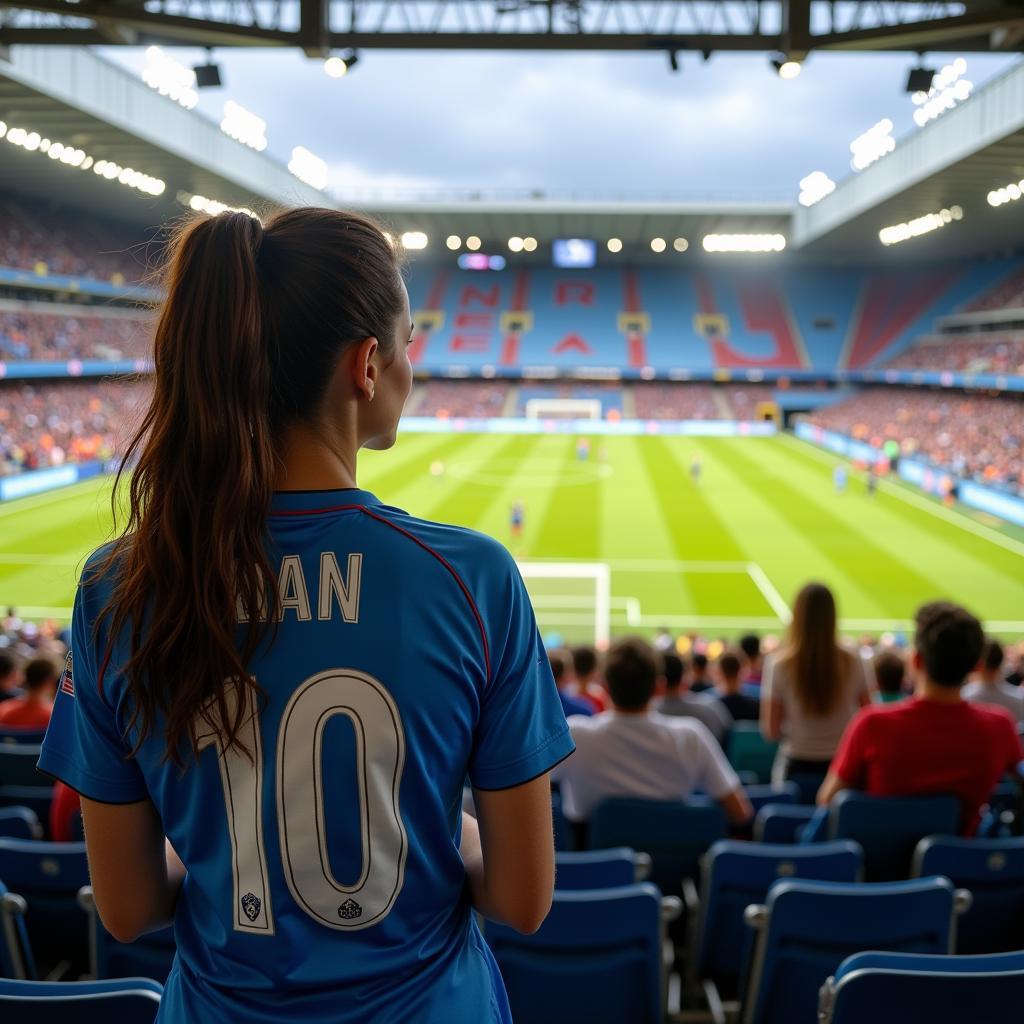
[39,488,574,1023]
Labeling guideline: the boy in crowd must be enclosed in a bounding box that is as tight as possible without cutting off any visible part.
[0,656,57,728]
[818,602,1023,834]
[873,650,908,704]
[554,638,751,828]
[572,645,609,713]
[549,649,594,719]
[963,639,1024,721]
[656,652,732,745]
[714,649,760,722]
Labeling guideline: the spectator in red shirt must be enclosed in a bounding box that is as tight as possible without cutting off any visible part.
[818,602,1023,834]
[49,779,82,842]
[0,656,57,728]
[571,645,609,713]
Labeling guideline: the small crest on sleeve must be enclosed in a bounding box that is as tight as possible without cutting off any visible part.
[59,650,75,698]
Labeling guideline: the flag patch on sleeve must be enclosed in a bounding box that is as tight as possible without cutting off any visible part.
[59,650,75,698]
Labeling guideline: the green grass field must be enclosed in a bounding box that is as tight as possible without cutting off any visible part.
[3,432,1023,642]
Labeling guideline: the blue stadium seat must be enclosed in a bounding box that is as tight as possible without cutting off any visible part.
[78,887,176,984]
[0,790,52,835]
[0,878,35,979]
[0,839,89,973]
[588,797,726,894]
[827,792,959,880]
[687,840,862,1010]
[741,783,800,815]
[554,848,651,890]
[726,723,777,784]
[484,883,680,1024]
[741,876,967,1024]
[0,748,43,788]
[0,729,46,748]
[0,808,42,841]
[819,950,1024,1024]
[0,977,162,1023]
[912,835,1024,953]
[753,804,816,844]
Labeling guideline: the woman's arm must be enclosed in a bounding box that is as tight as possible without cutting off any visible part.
[80,795,185,943]
[760,696,784,742]
[462,773,555,934]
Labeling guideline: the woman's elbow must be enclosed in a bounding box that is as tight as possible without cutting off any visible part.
[505,896,552,935]
[100,912,146,945]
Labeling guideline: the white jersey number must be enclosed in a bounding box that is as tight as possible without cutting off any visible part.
[200,670,408,934]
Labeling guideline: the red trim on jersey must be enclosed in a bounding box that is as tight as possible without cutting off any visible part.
[266,502,493,684]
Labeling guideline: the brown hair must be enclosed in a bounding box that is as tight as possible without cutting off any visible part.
[23,657,57,692]
[99,208,405,766]
[873,650,906,695]
[779,582,849,716]
[914,602,984,687]
[717,650,742,682]
[604,637,661,710]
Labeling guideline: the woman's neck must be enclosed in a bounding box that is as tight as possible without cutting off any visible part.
[275,421,359,491]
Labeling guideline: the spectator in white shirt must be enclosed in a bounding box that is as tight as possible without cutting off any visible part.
[963,639,1024,721]
[656,652,733,745]
[554,638,752,827]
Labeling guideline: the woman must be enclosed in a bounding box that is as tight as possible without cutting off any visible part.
[39,209,574,1022]
[760,582,870,795]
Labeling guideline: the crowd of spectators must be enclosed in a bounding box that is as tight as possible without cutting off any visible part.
[963,267,1024,313]
[0,380,150,477]
[0,308,152,361]
[806,387,1023,495]
[412,380,509,418]
[0,195,147,283]
[631,382,775,420]
[884,332,1024,376]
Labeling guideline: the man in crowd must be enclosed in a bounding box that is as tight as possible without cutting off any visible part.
[0,652,21,702]
[817,602,1023,834]
[873,650,908,704]
[739,633,763,687]
[656,652,732,745]
[713,649,760,722]
[962,639,1024,721]
[554,637,752,829]
[572,645,609,712]
[689,652,712,693]
[549,649,594,719]
[0,655,57,728]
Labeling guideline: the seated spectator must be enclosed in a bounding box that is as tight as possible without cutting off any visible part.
[740,632,763,686]
[761,582,871,789]
[818,602,1023,834]
[1007,645,1024,688]
[873,650,908,704]
[49,779,82,842]
[549,649,593,718]
[553,638,752,826]
[714,650,760,722]
[0,652,21,702]
[0,656,57,727]
[963,639,1024,721]
[689,652,712,693]
[571,645,609,713]
[656,652,732,745]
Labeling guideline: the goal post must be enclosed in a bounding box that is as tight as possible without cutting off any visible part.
[524,398,602,421]
[516,561,611,648]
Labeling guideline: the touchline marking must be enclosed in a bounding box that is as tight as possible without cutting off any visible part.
[781,433,1024,560]
[0,481,108,519]
[746,563,793,623]
[522,557,751,573]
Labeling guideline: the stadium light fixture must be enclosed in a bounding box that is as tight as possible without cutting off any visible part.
[325,51,359,78]
[523,236,538,252]
[288,146,328,190]
[905,66,936,94]
[772,56,802,80]
[184,193,258,218]
[850,119,895,171]
[508,236,524,253]
[667,50,680,73]
[702,234,786,253]
[401,231,428,250]
[650,237,667,253]
[987,179,1024,207]
[142,46,199,109]
[607,238,623,253]
[798,170,836,207]
[911,59,972,127]
[879,206,963,246]
[673,238,689,252]
[220,100,268,151]
[193,51,222,89]
[466,235,482,251]
[446,234,462,250]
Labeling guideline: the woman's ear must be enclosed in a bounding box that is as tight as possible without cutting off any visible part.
[353,336,379,400]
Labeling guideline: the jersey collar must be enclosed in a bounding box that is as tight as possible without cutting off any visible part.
[269,488,383,515]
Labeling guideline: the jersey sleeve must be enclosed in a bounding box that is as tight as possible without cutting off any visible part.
[468,550,575,791]
[37,574,148,804]
[829,708,871,787]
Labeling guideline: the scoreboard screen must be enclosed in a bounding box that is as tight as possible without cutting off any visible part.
[553,238,596,268]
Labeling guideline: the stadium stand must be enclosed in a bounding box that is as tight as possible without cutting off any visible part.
[884,333,1024,375]
[962,266,1024,313]
[805,388,1023,495]
[0,309,151,362]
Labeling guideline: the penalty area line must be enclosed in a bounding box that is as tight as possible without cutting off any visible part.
[746,563,792,624]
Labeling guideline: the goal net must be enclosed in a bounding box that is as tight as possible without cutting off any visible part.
[524,398,602,421]
[516,561,611,647]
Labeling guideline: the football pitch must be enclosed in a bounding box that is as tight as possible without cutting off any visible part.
[2,432,1023,642]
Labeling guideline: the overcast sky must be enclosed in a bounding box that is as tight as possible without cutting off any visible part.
[103,47,1020,201]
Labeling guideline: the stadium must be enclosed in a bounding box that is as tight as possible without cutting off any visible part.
[0,1,1023,1022]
